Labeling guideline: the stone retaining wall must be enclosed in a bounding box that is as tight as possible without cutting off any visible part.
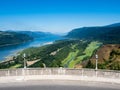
[0,68,120,79]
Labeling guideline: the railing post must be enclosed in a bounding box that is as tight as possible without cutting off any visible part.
[95,54,98,70]
[23,53,27,69]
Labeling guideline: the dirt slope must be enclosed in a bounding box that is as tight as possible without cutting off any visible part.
[87,44,120,70]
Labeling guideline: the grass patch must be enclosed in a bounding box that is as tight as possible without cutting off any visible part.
[84,41,102,57]
[62,52,75,67]
[10,64,22,68]
[68,41,102,68]
[62,44,79,67]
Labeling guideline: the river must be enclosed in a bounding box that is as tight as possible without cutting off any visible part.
[0,35,63,61]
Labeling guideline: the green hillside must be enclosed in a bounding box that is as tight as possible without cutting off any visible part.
[0,40,101,69]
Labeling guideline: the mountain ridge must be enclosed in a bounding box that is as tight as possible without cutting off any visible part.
[105,22,120,27]
[66,23,120,44]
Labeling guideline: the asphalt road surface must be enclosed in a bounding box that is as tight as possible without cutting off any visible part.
[0,80,120,90]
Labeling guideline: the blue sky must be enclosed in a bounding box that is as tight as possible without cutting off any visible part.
[0,0,120,33]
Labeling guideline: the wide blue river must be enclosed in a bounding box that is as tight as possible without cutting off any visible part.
[0,35,63,61]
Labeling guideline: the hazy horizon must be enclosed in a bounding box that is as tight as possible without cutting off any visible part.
[0,0,120,33]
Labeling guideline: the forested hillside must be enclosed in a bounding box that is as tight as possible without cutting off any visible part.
[66,26,120,44]
[0,31,33,46]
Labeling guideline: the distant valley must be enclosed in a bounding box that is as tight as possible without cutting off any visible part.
[0,23,120,70]
[17,31,56,38]
[0,30,57,47]
[0,30,62,61]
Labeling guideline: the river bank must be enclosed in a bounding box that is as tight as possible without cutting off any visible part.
[0,41,54,64]
[0,35,63,61]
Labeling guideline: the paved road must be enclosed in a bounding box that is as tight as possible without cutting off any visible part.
[0,80,120,90]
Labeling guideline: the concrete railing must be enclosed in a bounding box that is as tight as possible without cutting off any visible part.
[0,68,120,79]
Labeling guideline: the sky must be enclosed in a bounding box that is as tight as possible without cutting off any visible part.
[0,0,120,33]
